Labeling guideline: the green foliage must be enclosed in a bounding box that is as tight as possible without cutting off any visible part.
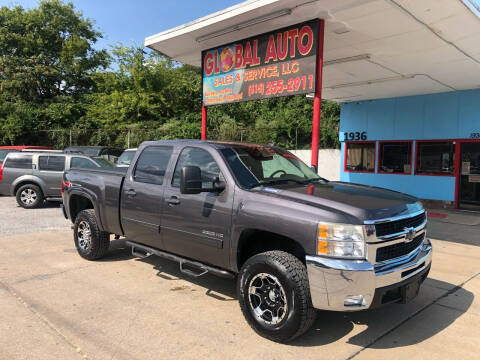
[0,0,340,150]
[0,0,108,144]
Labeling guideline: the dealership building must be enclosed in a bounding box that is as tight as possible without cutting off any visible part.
[146,0,480,210]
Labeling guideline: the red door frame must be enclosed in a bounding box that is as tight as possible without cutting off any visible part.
[455,139,480,209]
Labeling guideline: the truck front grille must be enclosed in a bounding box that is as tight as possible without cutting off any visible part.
[375,212,426,237]
[376,233,425,262]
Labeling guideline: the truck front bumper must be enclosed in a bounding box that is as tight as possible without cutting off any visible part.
[305,239,432,311]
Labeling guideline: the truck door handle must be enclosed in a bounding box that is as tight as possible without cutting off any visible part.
[167,196,180,205]
[125,189,136,197]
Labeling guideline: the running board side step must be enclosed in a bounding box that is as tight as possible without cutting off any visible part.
[126,240,235,279]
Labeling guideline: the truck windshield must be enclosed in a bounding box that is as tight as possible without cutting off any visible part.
[220,145,327,189]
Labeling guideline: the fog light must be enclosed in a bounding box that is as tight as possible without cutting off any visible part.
[344,295,366,307]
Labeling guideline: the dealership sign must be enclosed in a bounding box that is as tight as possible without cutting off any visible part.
[201,19,319,106]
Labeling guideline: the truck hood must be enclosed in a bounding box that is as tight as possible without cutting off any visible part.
[252,181,421,222]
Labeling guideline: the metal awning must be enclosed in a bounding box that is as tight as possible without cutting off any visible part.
[145,0,480,102]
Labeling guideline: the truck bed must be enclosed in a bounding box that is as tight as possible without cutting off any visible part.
[64,167,127,235]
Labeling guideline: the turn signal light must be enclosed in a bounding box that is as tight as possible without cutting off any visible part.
[61,179,71,193]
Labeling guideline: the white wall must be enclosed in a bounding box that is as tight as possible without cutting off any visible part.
[289,149,341,181]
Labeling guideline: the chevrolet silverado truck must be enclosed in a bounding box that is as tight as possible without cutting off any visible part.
[62,140,432,342]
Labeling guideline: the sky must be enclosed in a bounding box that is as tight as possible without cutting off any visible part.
[0,0,242,51]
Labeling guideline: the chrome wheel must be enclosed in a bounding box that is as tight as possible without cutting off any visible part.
[20,188,37,205]
[77,221,92,252]
[248,273,287,325]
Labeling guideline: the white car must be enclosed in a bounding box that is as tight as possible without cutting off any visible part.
[116,148,137,167]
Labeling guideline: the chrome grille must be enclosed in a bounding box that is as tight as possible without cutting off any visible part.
[376,233,425,262]
[375,212,426,237]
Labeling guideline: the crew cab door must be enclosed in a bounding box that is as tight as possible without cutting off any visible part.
[161,146,233,268]
[120,146,174,249]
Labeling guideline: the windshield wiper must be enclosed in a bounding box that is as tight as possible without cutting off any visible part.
[253,178,306,187]
[301,177,328,184]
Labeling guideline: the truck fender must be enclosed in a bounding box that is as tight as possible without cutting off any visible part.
[230,199,319,271]
[68,188,106,232]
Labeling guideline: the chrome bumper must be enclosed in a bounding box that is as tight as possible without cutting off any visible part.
[306,239,432,311]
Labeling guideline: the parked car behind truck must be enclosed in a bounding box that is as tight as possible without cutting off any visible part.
[0,152,117,208]
[64,146,124,163]
[62,140,432,342]
[0,145,53,168]
[116,148,137,167]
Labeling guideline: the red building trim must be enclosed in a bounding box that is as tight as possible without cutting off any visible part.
[344,141,376,173]
[377,140,414,175]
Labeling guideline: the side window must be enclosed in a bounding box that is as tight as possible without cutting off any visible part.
[172,147,221,188]
[39,156,65,171]
[71,157,97,169]
[134,146,173,185]
[3,155,32,169]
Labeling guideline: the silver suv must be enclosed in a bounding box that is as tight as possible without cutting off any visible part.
[0,152,113,208]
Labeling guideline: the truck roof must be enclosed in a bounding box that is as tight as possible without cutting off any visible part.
[139,139,274,150]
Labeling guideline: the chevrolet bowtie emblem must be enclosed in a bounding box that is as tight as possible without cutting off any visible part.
[404,227,416,242]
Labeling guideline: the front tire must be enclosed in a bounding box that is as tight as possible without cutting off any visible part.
[74,209,110,260]
[238,250,316,343]
[16,184,44,209]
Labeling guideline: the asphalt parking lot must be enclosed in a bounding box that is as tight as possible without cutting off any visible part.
[0,196,479,360]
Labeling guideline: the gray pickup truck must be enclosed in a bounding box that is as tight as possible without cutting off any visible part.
[62,140,432,342]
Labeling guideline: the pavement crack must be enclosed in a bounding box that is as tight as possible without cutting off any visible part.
[0,279,90,360]
[345,272,480,360]
[10,264,101,285]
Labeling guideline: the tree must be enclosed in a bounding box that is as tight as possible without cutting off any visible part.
[0,1,340,149]
[0,0,108,144]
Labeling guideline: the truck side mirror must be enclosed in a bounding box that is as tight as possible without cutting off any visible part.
[180,166,202,194]
[212,176,226,192]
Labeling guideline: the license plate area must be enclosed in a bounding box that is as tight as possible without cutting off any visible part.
[400,279,421,303]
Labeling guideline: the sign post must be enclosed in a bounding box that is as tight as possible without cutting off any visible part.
[201,105,207,140]
[311,19,325,170]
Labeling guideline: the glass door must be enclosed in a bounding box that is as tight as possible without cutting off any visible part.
[459,142,480,210]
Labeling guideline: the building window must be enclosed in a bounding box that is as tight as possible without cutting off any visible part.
[379,141,412,174]
[345,142,376,172]
[416,141,455,176]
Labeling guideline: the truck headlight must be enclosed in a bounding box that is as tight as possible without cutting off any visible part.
[317,222,366,259]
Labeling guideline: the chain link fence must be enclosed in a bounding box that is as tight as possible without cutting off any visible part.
[11,126,315,150]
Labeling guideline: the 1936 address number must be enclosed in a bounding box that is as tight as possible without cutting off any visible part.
[344,131,367,141]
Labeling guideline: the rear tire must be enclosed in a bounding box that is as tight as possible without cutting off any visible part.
[16,184,44,209]
[237,250,316,343]
[74,209,110,260]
